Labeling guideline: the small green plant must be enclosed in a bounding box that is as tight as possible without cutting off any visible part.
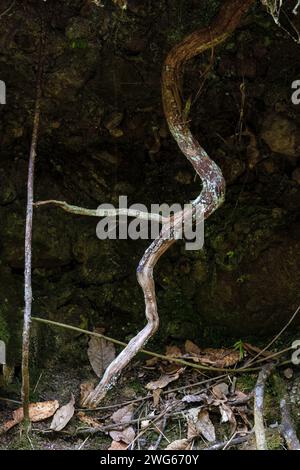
[233,339,245,360]
[70,39,88,50]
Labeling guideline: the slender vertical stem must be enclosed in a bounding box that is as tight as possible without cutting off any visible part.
[22,33,44,424]
[254,364,274,450]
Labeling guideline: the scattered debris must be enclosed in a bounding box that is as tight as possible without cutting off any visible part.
[184,341,240,368]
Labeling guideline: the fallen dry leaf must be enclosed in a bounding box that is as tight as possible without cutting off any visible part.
[14,400,59,423]
[153,389,162,407]
[182,394,208,404]
[219,403,237,431]
[186,347,240,368]
[112,405,134,425]
[212,382,229,399]
[109,426,135,445]
[0,400,59,434]
[166,439,192,450]
[109,440,128,450]
[144,357,159,368]
[80,380,96,406]
[88,329,116,378]
[232,389,249,401]
[187,408,216,442]
[165,345,182,357]
[146,369,183,391]
[50,394,75,432]
[77,412,101,429]
[185,340,201,356]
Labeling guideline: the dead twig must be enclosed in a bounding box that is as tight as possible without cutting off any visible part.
[0,0,15,19]
[150,416,168,450]
[280,397,300,450]
[128,403,176,449]
[245,305,300,367]
[22,28,45,425]
[254,364,274,450]
[204,433,253,450]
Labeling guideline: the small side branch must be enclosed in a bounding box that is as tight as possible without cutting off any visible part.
[254,364,274,450]
[34,200,168,223]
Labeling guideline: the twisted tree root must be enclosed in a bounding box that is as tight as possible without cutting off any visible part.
[35,0,255,407]
[81,0,255,407]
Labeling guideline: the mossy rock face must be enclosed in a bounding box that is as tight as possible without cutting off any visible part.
[0,266,23,366]
[1,0,300,368]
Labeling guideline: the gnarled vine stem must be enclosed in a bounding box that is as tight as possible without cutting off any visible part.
[81,0,255,407]
[36,0,255,407]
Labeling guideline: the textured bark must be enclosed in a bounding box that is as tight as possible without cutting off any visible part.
[254,364,274,450]
[82,0,255,407]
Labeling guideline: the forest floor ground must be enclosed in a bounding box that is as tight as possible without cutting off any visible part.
[0,338,299,450]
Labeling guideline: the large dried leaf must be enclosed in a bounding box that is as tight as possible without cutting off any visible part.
[50,394,75,432]
[196,409,216,442]
[109,441,128,450]
[15,400,59,423]
[166,439,192,450]
[0,400,59,434]
[112,405,134,425]
[145,369,183,391]
[187,408,216,442]
[109,426,135,445]
[88,330,116,378]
